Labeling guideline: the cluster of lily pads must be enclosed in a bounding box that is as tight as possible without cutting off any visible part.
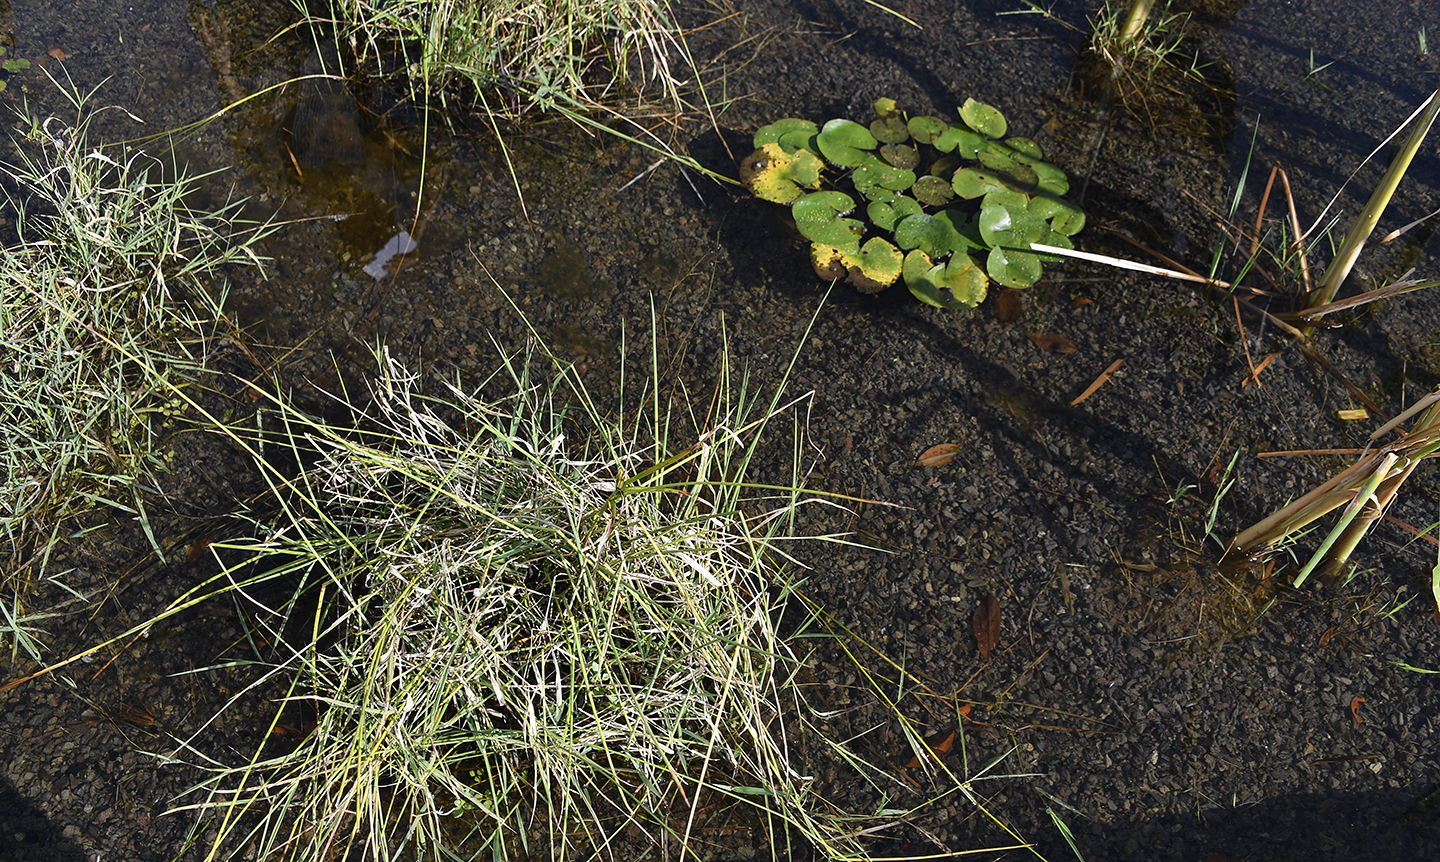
[739,98,1084,309]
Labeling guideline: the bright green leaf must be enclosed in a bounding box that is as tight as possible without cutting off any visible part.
[817,118,877,166]
[959,98,1007,139]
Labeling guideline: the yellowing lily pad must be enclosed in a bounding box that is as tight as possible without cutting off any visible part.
[739,143,824,203]
[903,249,988,309]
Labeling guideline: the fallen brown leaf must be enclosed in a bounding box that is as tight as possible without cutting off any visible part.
[904,727,956,768]
[916,442,961,468]
[995,288,1022,323]
[974,594,1001,660]
[48,47,65,61]
[1027,332,1078,354]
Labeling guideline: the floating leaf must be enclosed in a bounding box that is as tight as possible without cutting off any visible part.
[907,115,949,144]
[1005,136,1044,160]
[817,118,877,166]
[880,143,919,170]
[1029,195,1086,235]
[870,115,910,144]
[867,200,898,232]
[912,175,955,206]
[959,98,1007,139]
[852,154,916,198]
[988,243,1042,288]
[1027,332,1078,353]
[979,202,1047,250]
[813,239,903,293]
[975,594,1001,660]
[739,143,823,203]
[903,249,988,309]
[916,443,961,467]
[874,97,899,116]
[934,125,985,158]
[793,191,862,252]
[753,118,818,150]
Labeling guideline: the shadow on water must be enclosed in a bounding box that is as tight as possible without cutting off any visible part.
[0,774,85,862]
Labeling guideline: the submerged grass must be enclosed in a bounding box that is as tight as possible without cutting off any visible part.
[162,320,937,861]
[0,80,270,662]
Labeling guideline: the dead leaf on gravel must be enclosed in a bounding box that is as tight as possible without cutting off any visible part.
[995,288,1022,323]
[1027,332,1077,354]
[904,726,957,767]
[974,594,1001,660]
[48,47,65,61]
[916,443,961,467]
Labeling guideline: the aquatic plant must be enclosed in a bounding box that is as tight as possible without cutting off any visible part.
[741,98,1085,309]
[0,82,271,662]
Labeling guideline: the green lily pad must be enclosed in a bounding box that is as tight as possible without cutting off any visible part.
[738,143,824,203]
[779,129,821,154]
[1031,230,1073,262]
[895,213,963,257]
[870,115,910,144]
[912,175,955,206]
[817,118,877,166]
[987,244,1042,288]
[952,166,1011,199]
[868,200,898,232]
[907,116,949,145]
[1028,195,1086,236]
[978,201,1048,250]
[880,143,919,170]
[793,191,863,253]
[959,98,1007,139]
[754,118,818,149]
[874,97,900,117]
[1005,137,1044,161]
[1028,160,1070,196]
[903,249,988,309]
[892,196,925,221]
[982,187,1031,211]
[852,154,916,198]
[933,125,985,159]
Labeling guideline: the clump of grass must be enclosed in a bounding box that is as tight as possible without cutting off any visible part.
[165,329,912,861]
[0,80,269,662]
[328,0,689,117]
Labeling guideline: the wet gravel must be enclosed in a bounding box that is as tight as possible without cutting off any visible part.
[5,0,1440,860]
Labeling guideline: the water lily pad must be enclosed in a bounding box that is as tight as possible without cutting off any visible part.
[982,187,1031,211]
[978,201,1047,249]
[895,213,963,258]
[846,237,904,292]
[1028,195,1086,236]
[959,98,1007,139]
[739,143,824,203]
[754,118,818,149]
[1005,137,1044,161]
[852,154,916,198]
[868,200,898,232]
[1032,230,1073,261]
[987,244,1042,288]
[812,239,903,293]
[869,193,924,229]
[793,191,863,253]
[817,118,877,166]
[874,97,900,117]
[779,129,821,154]
[880,143,919,170]
[951,166,1011,199]
[870,115,910,144]
[1028,160,1070,196]
[912,175,955,206]
[892,196,924,221]
[934,125,985,159]
[908,116,949,144]
[903,249,988,308]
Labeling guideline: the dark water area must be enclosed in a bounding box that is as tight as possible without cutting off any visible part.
[3,0,1440,860]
